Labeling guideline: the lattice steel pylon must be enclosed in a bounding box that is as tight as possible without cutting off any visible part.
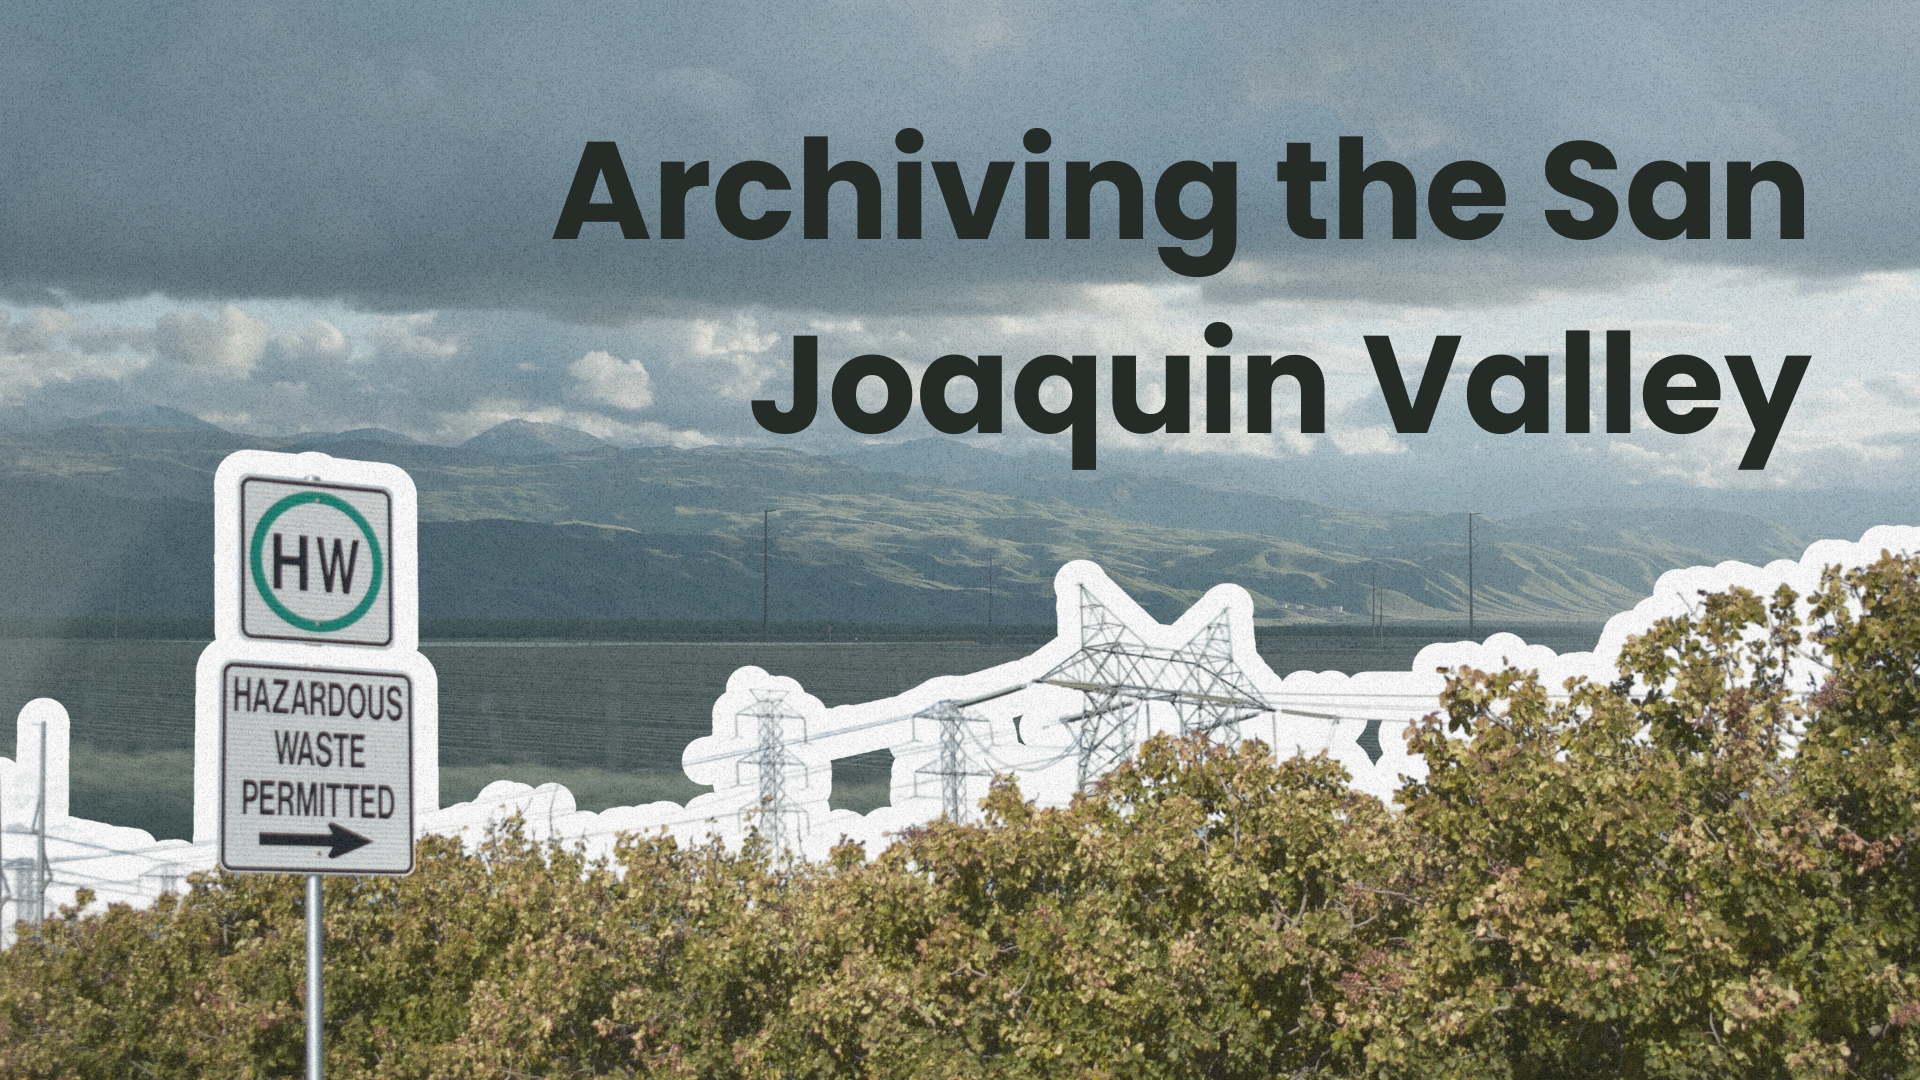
[909,684,1023,823]
[1038,587,1271,791]
[0,767,10,928]
[733,690,810,856]
[913,701,991,823]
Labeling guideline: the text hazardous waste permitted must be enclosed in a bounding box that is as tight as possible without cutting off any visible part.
[220,662,414,874]
[240,477,393,646]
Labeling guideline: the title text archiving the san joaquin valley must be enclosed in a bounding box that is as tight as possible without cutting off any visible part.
[554,128,1803,278]
[554,130,1806,473]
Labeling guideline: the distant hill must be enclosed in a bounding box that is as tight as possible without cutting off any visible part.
[462,419,607,458]
[0,420,1822,624]
[297,427,418,446]
[0,479,210,618]
[0,405,222,433]
[67,406,222,430]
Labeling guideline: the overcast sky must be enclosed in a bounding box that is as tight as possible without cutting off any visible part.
[3,0,1918,525]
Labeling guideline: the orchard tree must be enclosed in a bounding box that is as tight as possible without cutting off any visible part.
[1355,557,1920,1077]
[5,556,1920,1078]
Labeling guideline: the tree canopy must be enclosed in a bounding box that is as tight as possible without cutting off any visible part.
[5,554,1920,1077]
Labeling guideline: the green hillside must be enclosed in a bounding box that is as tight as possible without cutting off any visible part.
[0,421,1813,624]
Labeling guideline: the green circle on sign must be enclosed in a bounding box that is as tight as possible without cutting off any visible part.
[249,491,385,633]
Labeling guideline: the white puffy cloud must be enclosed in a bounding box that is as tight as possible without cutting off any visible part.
[1330,425,1409,456]
[370,313,459,360]
[569,350,655,410]
[678,315,783,400]
[152,304,272,374]
[1,307,73,352]
[0,307,146,400]
[293,320,349,357]
[258,320,351,369]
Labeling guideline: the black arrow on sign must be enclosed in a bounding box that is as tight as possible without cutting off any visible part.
[259,822,372,859]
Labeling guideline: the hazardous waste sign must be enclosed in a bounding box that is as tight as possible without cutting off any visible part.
[196,448,435,866]
[218,661,415,874]
[240,477,393,646]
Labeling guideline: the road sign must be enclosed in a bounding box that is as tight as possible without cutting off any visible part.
[197,451,435,848]
[198,452,436,1080]
[219,661,414,875]
[241,477,393,646]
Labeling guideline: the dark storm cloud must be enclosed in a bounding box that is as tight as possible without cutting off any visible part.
[0,0,1912,317]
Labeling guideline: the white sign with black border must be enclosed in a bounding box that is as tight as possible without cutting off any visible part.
[208,450,422,652]
[195,449,437,851]
[240,477,394,646]
[219,660,415,875]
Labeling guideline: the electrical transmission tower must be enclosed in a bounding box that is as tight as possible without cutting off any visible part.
[910,683,1025,824]
[1038,587,1271,791]
[0,764,10,931]
[21,721,48,927]
[733,690,810,856]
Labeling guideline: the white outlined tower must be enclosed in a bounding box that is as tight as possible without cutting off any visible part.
[1039,587,1270,791]
[734,690,811,855]
[908,683,1024,824]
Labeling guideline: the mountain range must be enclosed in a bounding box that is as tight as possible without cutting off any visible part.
[0,414,1824,626]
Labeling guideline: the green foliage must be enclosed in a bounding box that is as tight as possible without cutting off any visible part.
[1353,557,1920,1077]
[0,425,1818,625]
[6,555,1920,1076]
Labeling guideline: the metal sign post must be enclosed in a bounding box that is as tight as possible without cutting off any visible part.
[237,656,420,1080]
[307,874,324,1080]
[195,450,438,1080]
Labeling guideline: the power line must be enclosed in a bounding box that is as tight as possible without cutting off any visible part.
[12,722,52,930]
[1371,562,1383,647]
[908,682,1025,823]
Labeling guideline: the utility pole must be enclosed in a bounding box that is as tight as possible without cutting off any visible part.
[1467,512,1479,638]
[987,558,995,627]
[762,510,770,634]
[29,720,47,926]
[1371,562,1382,647]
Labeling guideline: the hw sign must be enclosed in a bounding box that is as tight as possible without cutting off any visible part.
[241,477,393,646]
[195,448,436,851]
